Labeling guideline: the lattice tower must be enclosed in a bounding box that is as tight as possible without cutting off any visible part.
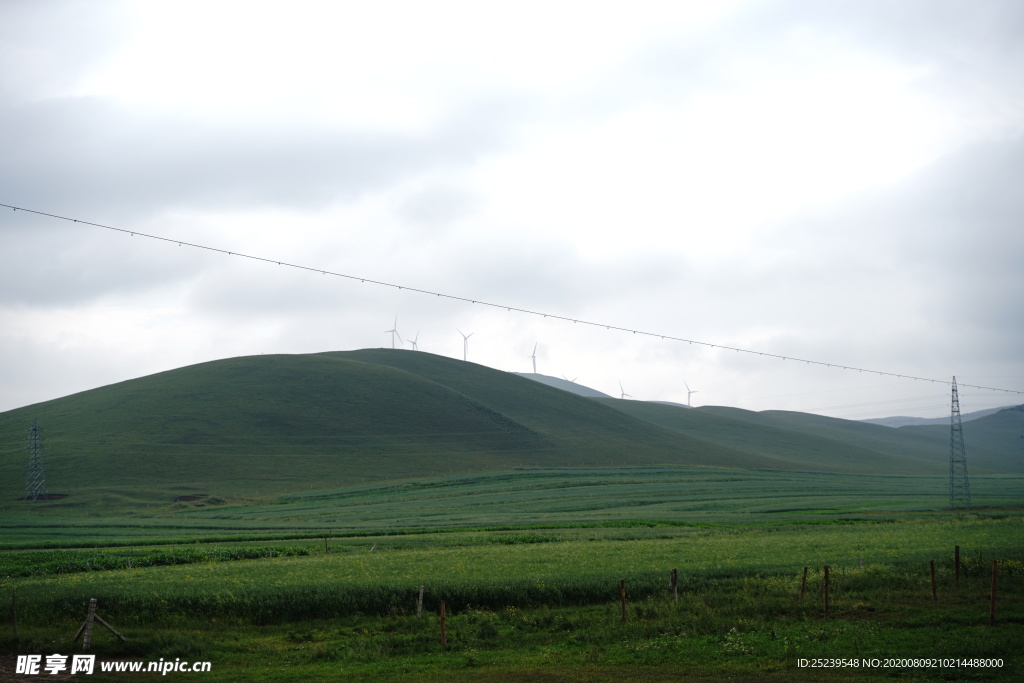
[949,377,971,510]
[24,419,48,501]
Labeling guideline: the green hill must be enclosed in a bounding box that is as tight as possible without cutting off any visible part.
[2,350,1020,509]
[0,350,760,505]
[595,400,1024,476]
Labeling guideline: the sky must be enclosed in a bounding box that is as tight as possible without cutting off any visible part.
[1,0,1022,419]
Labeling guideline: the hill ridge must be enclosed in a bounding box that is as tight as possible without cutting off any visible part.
[1,350,1021,509]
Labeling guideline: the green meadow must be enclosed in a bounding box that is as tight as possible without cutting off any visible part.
[3,469,1023,681]
[2,512,1022,681]
[2,351,1023,679]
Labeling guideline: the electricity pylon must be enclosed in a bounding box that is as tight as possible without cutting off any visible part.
[949,377,971,510]
[24,419,48,501]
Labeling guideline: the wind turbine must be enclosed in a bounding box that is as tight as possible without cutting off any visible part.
[457,329,474,361]
[562,375,578,383]
[684,380,699,407]
[384,316,402,349]
[529,343,538,374]
[407,331,420,351]
[619,381,631,400]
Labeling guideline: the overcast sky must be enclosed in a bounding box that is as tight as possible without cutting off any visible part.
[2,0,1022,419]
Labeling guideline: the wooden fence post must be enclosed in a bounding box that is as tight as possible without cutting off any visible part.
[73,598,126,651]
[954,545,960,585]
[440,600,448,644]
[799,566,808,601]
[930,561,937,603]
[620,579,627,623]
[990,561,998,627]
[823,566,830,617]
[80,598,97,650]
[670,568,678,603]
[417,585,424,619]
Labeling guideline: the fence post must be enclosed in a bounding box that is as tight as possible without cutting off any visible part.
[440,600,448,644]
[324,536,329,554]
[954,545,960,585]
[799,566,808,601]
[930,561,937,603]
[670,568,678,603]
[72,598,126,650]
[417,585,424,619]
[990,561,998,627]
[82,598,97,650]
[823,566,830,617]
[84,598,98,650]
[620,579,627,623]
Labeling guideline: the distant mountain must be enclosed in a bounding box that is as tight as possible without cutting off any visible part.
[862,406,1017,427]
[512,373,613,398]
[595,400,1024,477]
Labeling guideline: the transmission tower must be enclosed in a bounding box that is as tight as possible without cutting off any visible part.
[24,419,48,501]
[949,376,971,510]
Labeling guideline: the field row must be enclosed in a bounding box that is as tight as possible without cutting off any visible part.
[5,518,1021,626]
[6,467,1024,539]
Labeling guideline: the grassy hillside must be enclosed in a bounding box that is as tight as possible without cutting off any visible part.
[902,405,1024,473]
[597,400,1024,476]
[2,350,1020,511]
[0,351,767,506]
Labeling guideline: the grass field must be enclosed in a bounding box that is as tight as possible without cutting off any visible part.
[3,466,1024,552]
[2,515,1022,681]
[2,351,1022,679]
[2,468,1023,681]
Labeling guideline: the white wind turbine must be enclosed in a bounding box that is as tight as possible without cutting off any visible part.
[619,381,631,400]
[457,329,474,361]
[529,343,538,374]
[562,375,578,383]
[384,316,402,349]
[684,380,699,407]
[407,331,420,351]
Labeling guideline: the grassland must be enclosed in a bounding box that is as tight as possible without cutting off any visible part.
[4,466,1024,548]
[2,469,1023,680]
[2,351,1022,679]
[2,516,1022,681]
[2,350,1021,509]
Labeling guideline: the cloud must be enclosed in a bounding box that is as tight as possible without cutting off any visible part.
[1,1,1022,417]
[0,95,525,219]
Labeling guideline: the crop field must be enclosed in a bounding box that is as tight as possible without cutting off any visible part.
[2,472,1023,681]
[5,466,1024,547]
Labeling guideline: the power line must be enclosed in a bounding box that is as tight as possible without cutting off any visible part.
[4,202,1022,397]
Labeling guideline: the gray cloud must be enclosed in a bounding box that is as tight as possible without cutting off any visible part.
[0,94,526,219]
[0,1,125,103]
[2,1,1022,416]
